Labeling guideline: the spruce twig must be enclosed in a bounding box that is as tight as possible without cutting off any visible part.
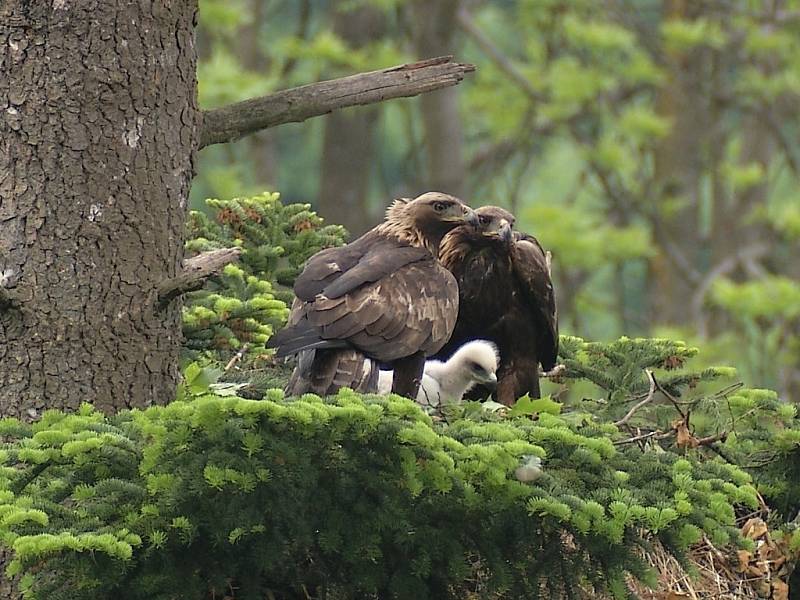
[614,369,657,427]
[651,372,687,420]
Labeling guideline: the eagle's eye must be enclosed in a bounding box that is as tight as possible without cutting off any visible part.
[433,201,448,212]
[478,215,490,226]
[469,361,486,374]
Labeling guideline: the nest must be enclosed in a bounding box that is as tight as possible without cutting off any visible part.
[617,514,794,600]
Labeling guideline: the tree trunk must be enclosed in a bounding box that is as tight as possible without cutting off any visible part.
[0,0,200,416]
[318,5,386,237]
[409,0,467,197]
[648,0,708,325]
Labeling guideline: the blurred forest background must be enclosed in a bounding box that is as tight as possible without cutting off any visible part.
[193,0,800,400]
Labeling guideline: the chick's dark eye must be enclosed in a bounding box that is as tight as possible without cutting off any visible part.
[478,216,490,225]
[433,201,448,212]
[469,361,486,374]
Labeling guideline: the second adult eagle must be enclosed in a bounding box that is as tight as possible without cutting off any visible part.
[435,206,558,405]
[268,192,477,399]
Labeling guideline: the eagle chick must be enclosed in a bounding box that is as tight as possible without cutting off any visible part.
[377,340,500,410]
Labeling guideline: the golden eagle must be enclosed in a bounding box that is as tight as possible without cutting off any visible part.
[435,206,558,405]
[268,192,478,398]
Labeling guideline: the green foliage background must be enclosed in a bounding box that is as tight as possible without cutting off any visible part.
[192,0,800,402]
[4,1,800,598]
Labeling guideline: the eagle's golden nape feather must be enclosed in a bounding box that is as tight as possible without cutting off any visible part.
[376,191,477,256]
[269,190,475,400]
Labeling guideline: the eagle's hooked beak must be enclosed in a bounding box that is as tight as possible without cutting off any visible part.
[498,219,513,243]
[464,207,480,227]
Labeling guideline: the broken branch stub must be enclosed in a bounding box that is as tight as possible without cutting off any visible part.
[157,247,242,308]
[199,56,476,148]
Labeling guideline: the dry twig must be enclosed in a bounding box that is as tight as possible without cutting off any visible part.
[614,369,657,427]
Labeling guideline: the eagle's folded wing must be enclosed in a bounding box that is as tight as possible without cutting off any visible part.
[512,232,559,370]
[307,260,458,362]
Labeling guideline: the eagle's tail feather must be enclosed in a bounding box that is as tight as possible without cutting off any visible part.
[267,317,347,358]
[285,348,379,397]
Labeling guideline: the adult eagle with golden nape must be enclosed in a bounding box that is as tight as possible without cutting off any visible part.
[434,206,558,405]
[268,192,478,399]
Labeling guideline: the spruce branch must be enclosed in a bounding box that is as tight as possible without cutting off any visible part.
[10,463,49,495]
[199,56,476,148]
[157,247,242,308]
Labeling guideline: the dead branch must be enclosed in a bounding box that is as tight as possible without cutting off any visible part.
[614,369,657,427]
[696,431,728,446]
[224,344,250,371]
[614,430,663,445]
[199,56,476,148]
[651,372,687,420]
[157,247,242,307]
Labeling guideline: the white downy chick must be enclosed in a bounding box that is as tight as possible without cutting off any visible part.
[377,340,499,411]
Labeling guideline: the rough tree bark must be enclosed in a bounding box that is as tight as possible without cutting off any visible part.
[318,4,386,237]
[0,0,201,416]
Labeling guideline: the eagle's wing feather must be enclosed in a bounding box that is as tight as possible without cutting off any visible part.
[314,260,458,362]
[511,232,559,370]
[322,246,430,299]
[293,233,429,301]
[293,244,363,301]
[274,234,459,363]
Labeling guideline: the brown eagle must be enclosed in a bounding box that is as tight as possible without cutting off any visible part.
[268,192,478,399]
[434,205,558,405]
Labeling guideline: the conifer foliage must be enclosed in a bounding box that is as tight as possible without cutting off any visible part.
[0,383,767,600]
[182,192,348,361]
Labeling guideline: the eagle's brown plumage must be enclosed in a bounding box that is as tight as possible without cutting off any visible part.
[435,205,558,405]
[268,192,477,398]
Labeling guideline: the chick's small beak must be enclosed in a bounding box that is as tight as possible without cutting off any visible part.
[482,372,498,389]
[499,220,513,243]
